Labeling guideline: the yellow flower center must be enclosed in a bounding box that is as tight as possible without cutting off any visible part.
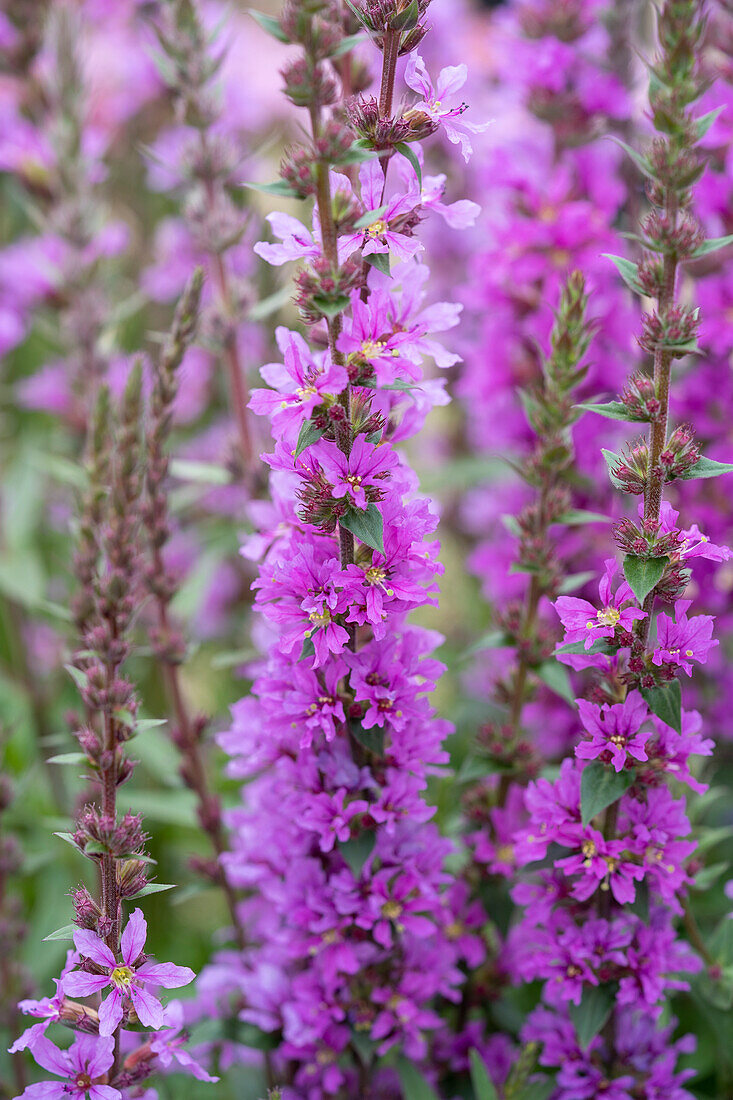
[381,900,403,920]
[308,609,331,630]
[582,839,597,866]
[361,338,387,358]
[366,219,388,238]
[587,606,621,630]
[110,965,134,989]
[365,566,387,586]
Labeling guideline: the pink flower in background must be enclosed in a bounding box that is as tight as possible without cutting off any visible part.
[63,909,194,1035]
[16,1034,120,1100]
[405,55,490,162]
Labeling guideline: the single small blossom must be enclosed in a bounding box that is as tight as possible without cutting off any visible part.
[149,1001,219,1083]
[404,55,490,162]
[555,558,646,650]
[63,909,194,1035]
[16,1034,120,1100]
[318,435,398,509]
[576,690,649,772]
[652,599,718,674]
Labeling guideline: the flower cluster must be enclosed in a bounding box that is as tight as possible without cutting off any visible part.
[200,0,490,1093]
[506,3,732,1093]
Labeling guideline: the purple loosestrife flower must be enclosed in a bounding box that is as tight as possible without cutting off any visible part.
[318,435,398,509]
[339,161,423,262]
[576,691,650,772]
[63,909,194,1035]
[555,558,646,650]
[249,327,348,442]
[652,600,718,675]
[149,1001,219,1083]
[16,1034,120,1100]
[10,950,79,1052]
[404,56,489,162]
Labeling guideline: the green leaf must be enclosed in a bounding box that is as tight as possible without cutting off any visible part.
[243,178,296,196]
[556,638,616,656]
[47,752,87,766]
[536,661,575,704]
[581,761,634,827]
[312,294,351,317]
[340,503,385,554]
[350,718,385,756]
[248,9,290,41]
[136,718,168,732]
[601,448,625,490]
[366,252,391,276]
[354,204,388,229]
[43,923,76,943]
[338,832,376,877]
[469,1049,499,1099]
[641,679,681,732]
[603,254,645,295]
[696,106,725,140]
[611,137,654,179]
[678,455,733,480]
[623,554,668,603]
[327,31,364,57]
[556,510,612,526]
[558,570,597,594]
[395,141,422,189]
[464,630,511,657]
[392,0,420,30]
[295,418,326,458]
[690,234,733,259]
[575,401,645,422]
[64,664,88,692]
[53,831,78,849]
[300,635,316,661]
[128,882,177,899]
[692,862,729,891]
[568,984,617,1048]
[246,284,293,322]
[169,459,231,484]
[397,1059,441,1100]
[517,1082,555,1100]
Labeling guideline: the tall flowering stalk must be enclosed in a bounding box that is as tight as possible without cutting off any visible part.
[507,1,733,1093]
[10,375,211,1097]
[199,0,488,1094]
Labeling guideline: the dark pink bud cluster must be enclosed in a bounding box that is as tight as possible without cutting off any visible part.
[639,303,700,356]
[660,422,701,479]
[294,255,366,323]
[620,372,662,420]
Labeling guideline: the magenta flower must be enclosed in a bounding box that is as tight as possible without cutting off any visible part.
[10,950,79,1053]
[339,161,423,263]
[149,1001,219,1083]
[319,435,398,510]
[576,690,649,772]
[404,55,490,162]
[555,558,646,650]
[249,326,348,441]
[16,1034,120,1100]
[63,909,194,1035]
[652,599,718,674]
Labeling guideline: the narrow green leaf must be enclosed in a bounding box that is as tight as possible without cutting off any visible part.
[53,831,78,849]
[469,1049,499,1100]
[611,137,654,179]
[395,141,422,189]
[557,510,612,526]
[170,459,231,484]
[248,9,290,41]
[601,448,625,490]
[300,635,316,661]
[312,294,350,317]
[327,31,364,57]
[340,503,385,554]
[295,419,326,458]
[568,984,617,1048]
[558,571,597,594]
[462,630,511,659]
[641,679,681,732]
[678,455,733,480]
[243,178,296,196]
[603,253,645,295]
[580,761,634,827]
[696,106,724,140]
[128,882,177,899]
[366,252,391,276]
[575,401,645,422]
[354,204,388,229]
[536,661,575,704]
[623,554,669,603]
[556,638,616,657]
[690,234,733,259]
[338,832,376,877]
[43,923,75,943]
[397,1059,441,1100]
[136,718,168,731]
[47,752,87,766]
[392,0,420,30]
[64,664,88,692]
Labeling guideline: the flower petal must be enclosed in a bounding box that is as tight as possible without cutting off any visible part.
[98,989,123,1038]
[89,1087,122,1100]
[26,1036,69,1078]
[17,1084,65,1099]
[136,961,195,989]
[73,929,116,970]
[130,984,164,1031]
[62,972,110,998]
[121,908,147,967]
